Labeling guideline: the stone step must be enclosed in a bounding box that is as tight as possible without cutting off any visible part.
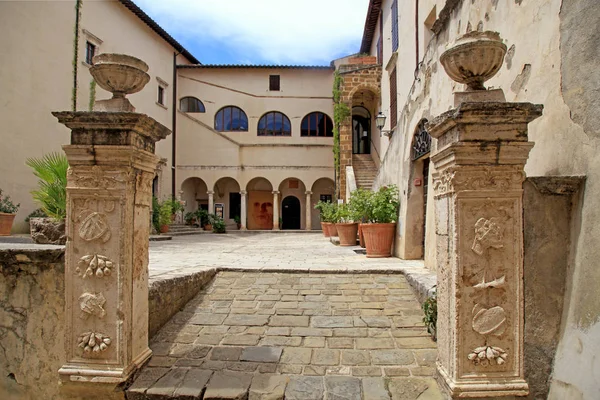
[168,230,210,236]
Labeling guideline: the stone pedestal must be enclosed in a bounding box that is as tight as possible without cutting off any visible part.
[428,102,542,398]
[53,112,170,385]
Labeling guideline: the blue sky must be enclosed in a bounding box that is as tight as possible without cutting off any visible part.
[134,0,370,65]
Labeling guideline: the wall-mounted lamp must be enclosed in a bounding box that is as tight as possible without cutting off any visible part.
[376,112,393,137]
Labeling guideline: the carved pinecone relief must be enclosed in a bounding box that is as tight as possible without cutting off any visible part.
[468,345,507,366]
[76,254,114,279]
[77,332,111,356]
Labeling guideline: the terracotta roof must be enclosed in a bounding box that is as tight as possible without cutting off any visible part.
[359,0,382,54]
[178,64,334,70]
[118,0,200,64]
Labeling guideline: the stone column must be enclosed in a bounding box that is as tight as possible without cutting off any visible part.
[272,191,280,230]
[305,191,312,230]
[240,190,247,230]
[208,190,214,215]
[54,111,170,387]
[429,102,542,398]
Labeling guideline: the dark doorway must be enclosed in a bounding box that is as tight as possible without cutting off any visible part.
[281,196,301,230]
[229,193,241,219]
[422,158,430,248]
[352,106,371,155]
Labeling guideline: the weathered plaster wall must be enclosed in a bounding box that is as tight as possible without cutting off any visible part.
[372,0,600,397]
[0,247,65,400]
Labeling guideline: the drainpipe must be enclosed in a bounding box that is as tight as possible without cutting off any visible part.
[171,52,178,198]
[415,0,420,70]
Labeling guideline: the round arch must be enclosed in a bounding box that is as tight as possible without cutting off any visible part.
[213,177,241,222]
[257,111,291,136]
[180,177,209,213]
[277,178,307,230]
[301,112,333,137]
[246,177,274,192]
[214,105,248,132]
[310,177,335,230]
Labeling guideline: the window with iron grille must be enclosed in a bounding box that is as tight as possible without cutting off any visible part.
[390,68,397,129]
[391,0,399,52]
[257,111,291,136]
[85,41,96,64]
[301,112,333,137]
[269,75,280,91]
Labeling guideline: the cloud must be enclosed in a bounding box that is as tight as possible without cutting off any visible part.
[134,0,370,65]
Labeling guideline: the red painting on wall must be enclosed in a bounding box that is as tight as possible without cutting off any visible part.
[248,191,273,230]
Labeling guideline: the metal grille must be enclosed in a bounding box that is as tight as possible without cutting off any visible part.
[412,120,431,160]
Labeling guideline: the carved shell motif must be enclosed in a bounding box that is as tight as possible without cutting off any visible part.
[77,332,111,356]
[76,254,114,279]
[468,345,507,366]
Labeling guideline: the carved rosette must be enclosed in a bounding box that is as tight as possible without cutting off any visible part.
[77,331,112,356]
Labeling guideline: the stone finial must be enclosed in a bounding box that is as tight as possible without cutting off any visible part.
[89,53,150,112]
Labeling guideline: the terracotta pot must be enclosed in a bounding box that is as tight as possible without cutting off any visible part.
[336,222,359,246]
[0,212,16,236]
[159,224,169,233]
[361,223,396,258]
[204,224,212,231]
[329,223,339,237]
[358,224,366,248]
[321,222,332,237]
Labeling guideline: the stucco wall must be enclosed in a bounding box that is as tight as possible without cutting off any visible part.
[372,0,600,397]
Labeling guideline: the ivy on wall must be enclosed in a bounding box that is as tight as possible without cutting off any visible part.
[88,80,96,111]
[72,0,82,111]
[332,70,350,197]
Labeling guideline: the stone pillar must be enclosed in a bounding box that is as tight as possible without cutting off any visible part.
[53,111,170,387]
[305,191,312,230]
[240,190,247,230]
[208,190,214,215]
[272,191,280,230]
[429,102,542,398]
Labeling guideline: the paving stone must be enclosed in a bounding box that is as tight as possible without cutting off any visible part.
[269,315,310,327]
[352,367,382,377]
[392,315,426,328]
[413,349,438,367]
[201,326,230,334]
[285,376,325,399]
[189,313,228,325]
[224,314,270,326]
[361,316,392,328]
[325,366,352,375]
[266,327,291,336]
[333,328,368,337]
[240,346,283,363]
[384,367,410,377]
[169,344,195,358]
[410,366,436,376]
[150,342,174,356]
[146,367,189,398]
[147,356,178,367]
[274,301,299,309]
[312,349,340,365]
[341,350,371,366]
[227,361,259,372]
[327,337,354,349]
[387,377,444,400]
[222,335,261,346]
[172,369,213,398]
[275,309,304,315]
[127,367,170,400]
[362,377,391,400]
[371,350,414,365]
[201,360,227,370]
[312,316,354,328]
[395,337,436,349]
[325,376,361,400]
[260,336,302,347]
[249,374,289,400]
[290,327,333,337]
[186,345,211,359]
[204,371,253,400]
[356,338,395,349]
[281,347,312,364]
[195,335,224,345]
[174,358,205,367]
[257,363,278,373]
[304,337,326,347]
[210,346,242,361]
[279,364,303,374]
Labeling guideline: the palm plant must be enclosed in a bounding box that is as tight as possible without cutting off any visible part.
[26,153,68,220]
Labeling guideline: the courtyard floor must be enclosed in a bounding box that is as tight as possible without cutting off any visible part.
[130,233,443,399]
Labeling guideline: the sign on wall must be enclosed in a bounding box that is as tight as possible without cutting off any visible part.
[214,203,224,220]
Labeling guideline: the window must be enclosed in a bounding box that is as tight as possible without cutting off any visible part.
[180,97,205,113]
[157,86,165,105]
[214,106,248,131]
[391,0,399,52]
[85,41,96,65]
[301,112,333,137]
[257,111,291,136]
[269,75,280,91]
[320,194,332,203]
[390,67,397,129]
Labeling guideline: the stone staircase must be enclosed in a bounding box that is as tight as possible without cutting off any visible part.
[352,154,378,190]
[167,223,208,236]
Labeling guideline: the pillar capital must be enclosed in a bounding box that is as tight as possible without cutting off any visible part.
[305,191,313,195]
[272,190,280,195]
[54,111,170,385]
[207,190,215,195]
[240,190,247,196]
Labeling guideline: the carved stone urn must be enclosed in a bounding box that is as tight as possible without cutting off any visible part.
[89,53,150,112]
[440,31,507,91]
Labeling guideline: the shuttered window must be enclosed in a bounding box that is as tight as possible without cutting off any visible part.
[390,68,397,129]
[269,75,280,91]
[391,0,399,52]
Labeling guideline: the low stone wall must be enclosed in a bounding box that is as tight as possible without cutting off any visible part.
[0,246,216,399]
[148,269,217,338]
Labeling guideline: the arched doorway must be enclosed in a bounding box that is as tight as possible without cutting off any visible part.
[213,177,241,225]
[247,177,274,230]
[281,196,301,230]
[180,177,208,213]
[352,106,371,155]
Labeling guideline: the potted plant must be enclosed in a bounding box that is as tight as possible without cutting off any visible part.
[423,288,437,341]
[328,202,339,237]
[204,213,216,231]
[349,188,373,248]
[234,215,241,229]
[169,198,185,222]
[335,203,359,246]
[0,189,20,236]
[158,200,172,233]
[25,153,68,244]
[184,211,197,226]
[212,215,226,233]
[314,200,336,237]
[152,196,161,233]
[360,185,399,258]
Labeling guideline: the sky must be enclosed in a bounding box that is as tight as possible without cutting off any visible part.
[134,0,371,65]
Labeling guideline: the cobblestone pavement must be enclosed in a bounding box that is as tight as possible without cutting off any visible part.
[129,271,443,399]
[149,232,427,279]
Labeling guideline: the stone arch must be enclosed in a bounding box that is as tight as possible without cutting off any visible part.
[213,177,241,223]
[246,177,274,192]
[310,177,335,229]
[278,178,308,230]
[180,177,209,213]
